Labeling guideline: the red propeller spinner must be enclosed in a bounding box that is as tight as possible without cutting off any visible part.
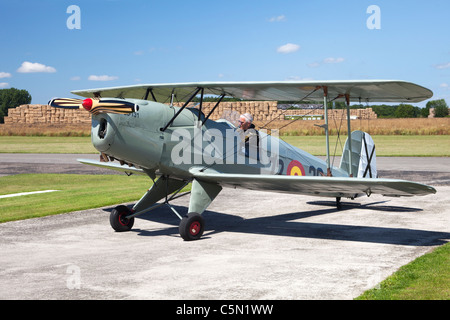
[82,98,93,111]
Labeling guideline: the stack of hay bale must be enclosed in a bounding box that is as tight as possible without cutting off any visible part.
[3,104,91,124]
[2,102,377,125]
[190,101,284,121]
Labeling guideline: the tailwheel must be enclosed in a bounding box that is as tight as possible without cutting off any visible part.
[110,205,134,232]
[179,212,205,241]
[336,197,342,210]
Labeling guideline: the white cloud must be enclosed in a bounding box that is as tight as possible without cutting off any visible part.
[440,83,449,88]
[277,43,300,54]
[0,72,12,78]
[307,62,321,68]
[70,76,81,81]
[17,61,56,73]
[323,57,345,64]
[269,15,286,22]
[88,75,119,81]
[0,82,9,88]
[435,62,450,69]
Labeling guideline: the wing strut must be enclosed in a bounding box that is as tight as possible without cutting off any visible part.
[202,94,225,125]
[323,86,331,176]
[322,90,354,177]
[144,88,157,102]
[321,88,356,177]
[197,87,204,123]
[345,93,353,177]
[161,87,202,132]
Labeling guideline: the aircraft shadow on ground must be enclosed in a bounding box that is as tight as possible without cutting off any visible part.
[104,201,449,246]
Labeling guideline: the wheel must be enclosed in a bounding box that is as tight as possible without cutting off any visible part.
[110,205,134,232]
[179,212,205,241]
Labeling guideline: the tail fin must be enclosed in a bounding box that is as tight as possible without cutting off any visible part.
[340,131,377,178]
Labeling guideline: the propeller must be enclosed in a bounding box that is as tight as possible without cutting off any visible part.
[48,97,138,115]
[48,98,83,109]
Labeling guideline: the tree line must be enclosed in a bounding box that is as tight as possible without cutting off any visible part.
[0,88,32,123]
[333,99,449,118]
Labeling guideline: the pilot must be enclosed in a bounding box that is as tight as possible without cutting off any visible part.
[238,113,260,159]
[238,113,255,131]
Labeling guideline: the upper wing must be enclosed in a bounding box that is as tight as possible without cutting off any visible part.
[189,168,436,198]
[71,80,433,103]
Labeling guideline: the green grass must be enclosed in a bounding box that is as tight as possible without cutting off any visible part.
[356,242,450,300]
[280,135,450,157]
[0,136,96,153]
[1,135,450,156]
[0,174,157,222]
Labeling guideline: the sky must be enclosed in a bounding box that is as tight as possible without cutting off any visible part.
[0,0,449,108]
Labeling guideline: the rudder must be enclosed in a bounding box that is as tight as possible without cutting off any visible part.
[340,131,377,178]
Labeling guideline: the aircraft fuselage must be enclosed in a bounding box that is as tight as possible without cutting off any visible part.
[90,98,347,180]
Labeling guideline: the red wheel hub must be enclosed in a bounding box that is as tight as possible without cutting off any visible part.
[189,221,201,235]
[119,213,130,226]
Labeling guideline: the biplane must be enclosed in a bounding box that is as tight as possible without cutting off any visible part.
[49,80,436,240]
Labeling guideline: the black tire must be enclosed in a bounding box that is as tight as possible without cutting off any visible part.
[179,212,205,241]
[110,205,134,232]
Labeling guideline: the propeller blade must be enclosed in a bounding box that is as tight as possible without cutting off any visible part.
[48,97,138,115]
[48,98,83,109]
[89,99,138,115]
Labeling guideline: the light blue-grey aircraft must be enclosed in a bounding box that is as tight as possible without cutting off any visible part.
[49,80,436,240]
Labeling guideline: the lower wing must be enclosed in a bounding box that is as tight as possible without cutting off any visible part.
[77,159,436,198]
[189,168,436,198]
[77,159,147,176]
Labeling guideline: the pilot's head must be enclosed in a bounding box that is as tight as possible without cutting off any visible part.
[239,113,253,130]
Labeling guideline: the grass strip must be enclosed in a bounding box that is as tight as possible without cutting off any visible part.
[356,242,450,300]
[1,135,449,156]
[0,174,158,222]
[0,136,96,153]
[280,135,450,157]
